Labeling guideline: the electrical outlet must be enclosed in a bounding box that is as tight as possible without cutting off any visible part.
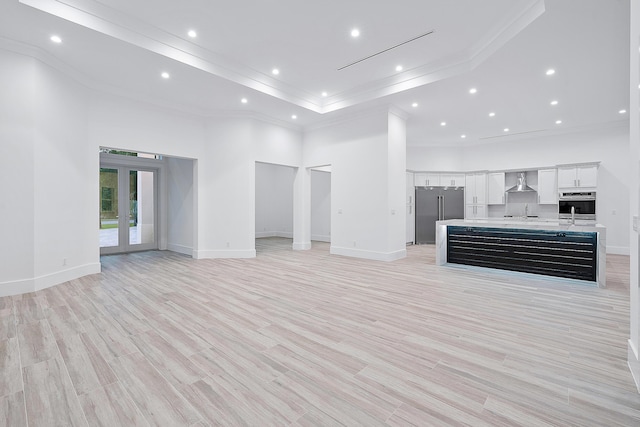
[62,258,67,266]
[226,242,230,248]
[353,241,356,247]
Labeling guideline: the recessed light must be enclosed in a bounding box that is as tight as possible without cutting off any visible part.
[440,122,446,126]
[412,102,418,108]
[187,30,197,38]
[50,35,62,43]
[241,98,248,104]
[619,109,627,114]
[351,28,360,38]
[291,114,297,119]
[461,135,466,139]
[161,72,170,79]
[550,100,558,105]
[272,68,280,75]
[555,120,562,124]
[322,92,328,97]
[546,69,555,76]
[395,65,403,72]
[489,112,495,117]
[504,128,510,132]
[469,88,477,94]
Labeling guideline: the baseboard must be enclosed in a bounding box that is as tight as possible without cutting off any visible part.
[255,231,276,238]
[629,340,640,392]
[311,234,331,242]
[0,263,102,298]
[293,242,312,250]
[256,231,294,238]
[167,243,193,256]
[607,245,630,255]
[194,249,256,259]
[330,246,407,262]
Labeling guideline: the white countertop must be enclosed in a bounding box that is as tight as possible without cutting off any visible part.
[437,218,605,232]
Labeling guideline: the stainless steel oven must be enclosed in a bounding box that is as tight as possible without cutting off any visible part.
[558,191,596,220]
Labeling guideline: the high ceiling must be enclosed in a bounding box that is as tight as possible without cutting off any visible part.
[0,0,631,146]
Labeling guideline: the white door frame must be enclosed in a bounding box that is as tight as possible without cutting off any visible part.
[100,153,164,255]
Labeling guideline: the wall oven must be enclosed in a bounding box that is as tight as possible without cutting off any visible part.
[558,191,596,220]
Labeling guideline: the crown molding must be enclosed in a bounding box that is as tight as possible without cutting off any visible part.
[0,36,307,131]
[20,0,544,115]
[408,119,629,148]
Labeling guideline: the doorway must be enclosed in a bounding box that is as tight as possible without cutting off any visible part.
[310,167,331,244]
[100,157,159,255]
[255,162,295,254]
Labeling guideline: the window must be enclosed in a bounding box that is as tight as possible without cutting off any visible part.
[101,187,113,212]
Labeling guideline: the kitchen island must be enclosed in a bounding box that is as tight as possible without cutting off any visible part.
[435,219,606,287]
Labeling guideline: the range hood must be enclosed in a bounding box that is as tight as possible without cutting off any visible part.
[506,172,536,193]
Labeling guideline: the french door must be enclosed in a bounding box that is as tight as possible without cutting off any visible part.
[99,166,158,254]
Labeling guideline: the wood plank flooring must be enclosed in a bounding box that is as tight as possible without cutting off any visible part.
[1,237,639,426]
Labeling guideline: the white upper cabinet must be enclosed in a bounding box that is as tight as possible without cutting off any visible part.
[440,173,465,187]
[557,165,598,189]
[414,172,465,187]
[414,172,441,187]
[487,172,506,205]
[537,169,557,204]
[465,173,487,205]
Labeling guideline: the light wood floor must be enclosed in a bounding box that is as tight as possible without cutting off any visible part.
[1,238,639,426]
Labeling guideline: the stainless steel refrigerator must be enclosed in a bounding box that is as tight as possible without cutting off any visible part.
[415,187,465,244]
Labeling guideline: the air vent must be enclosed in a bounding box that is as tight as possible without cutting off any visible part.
[479,129,548,140]
[338,30,435,71]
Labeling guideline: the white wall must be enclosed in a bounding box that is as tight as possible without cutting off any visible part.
[387,111,408,254]
[407,124,630,254]
[167,157,195,255]
[310,170,331,242]
[407,145,464,171]
[0,51,101,296]
[89,97,303,259]
[33,58,99,287]
[0,51,36,294]
[303,109,407,260]
[255,162,294,238]
[627,0,640,391]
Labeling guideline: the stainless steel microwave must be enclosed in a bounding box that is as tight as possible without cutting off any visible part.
[558,191,596,220]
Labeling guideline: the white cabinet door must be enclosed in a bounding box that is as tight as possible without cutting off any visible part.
[577,165,598,188]
[439,174,453,187]
[537,169,557,204]
[487,172,506,205]
[474,173,487,204]
[425,173,440,187]
[414,173,427,187]
[465,173,487,204]
[466,204,487,219]
[465,174,476,204]
[440,173,464,187]
[557,167,576,188]
[557,166,598,188]
[406,172,414,244]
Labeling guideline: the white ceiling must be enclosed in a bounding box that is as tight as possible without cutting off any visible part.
[0,0,631,147]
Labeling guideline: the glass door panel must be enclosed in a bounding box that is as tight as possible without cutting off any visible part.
[99,165,157,254]
[99,168,119,248]
[128,170,155,247]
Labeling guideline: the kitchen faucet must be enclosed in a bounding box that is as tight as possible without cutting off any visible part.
[571,206,575,225]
